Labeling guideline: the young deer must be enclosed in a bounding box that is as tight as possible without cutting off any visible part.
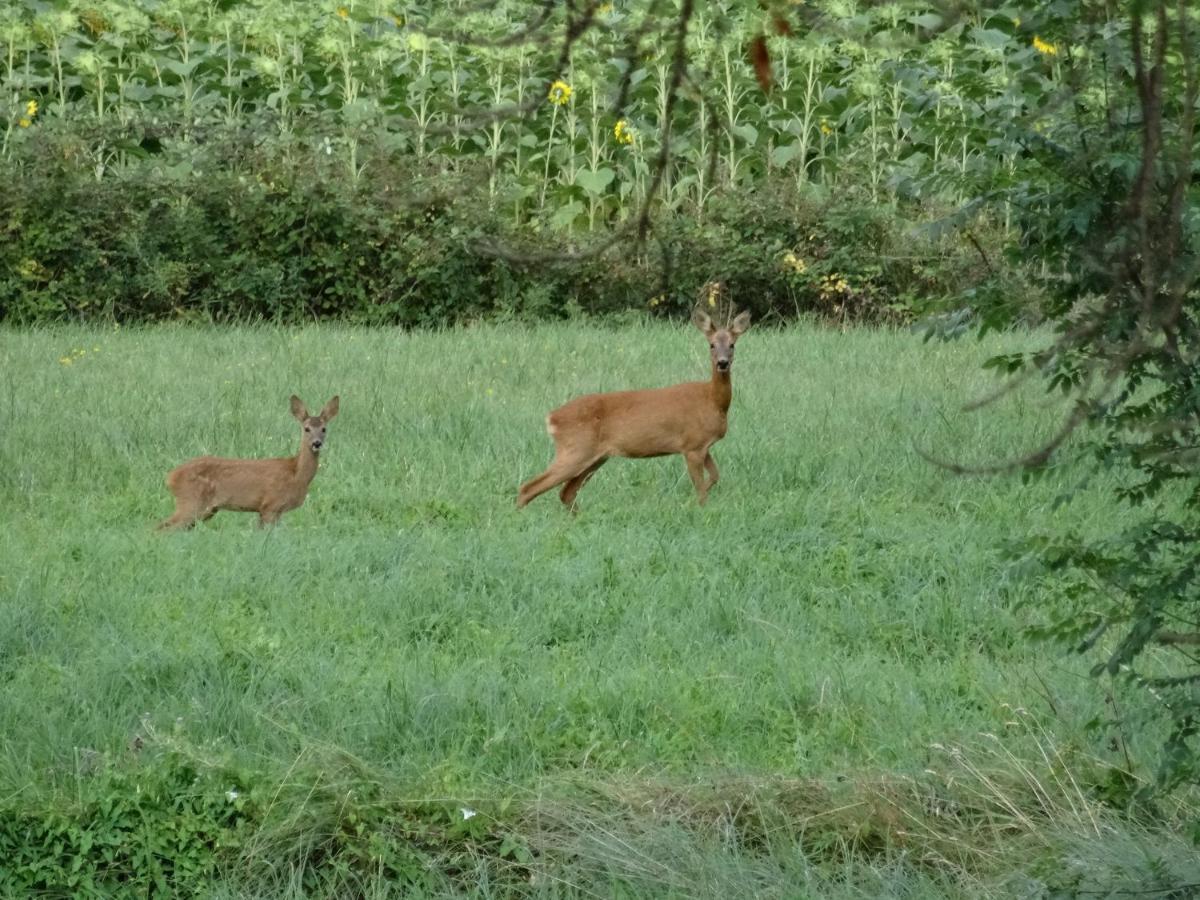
[517,308,751,509]
[158,395,340,530]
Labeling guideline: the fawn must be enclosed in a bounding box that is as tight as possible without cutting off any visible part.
[158,395,339,530]
[517,308,751,509]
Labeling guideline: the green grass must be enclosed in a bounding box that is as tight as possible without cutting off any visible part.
[0,321,1188,896]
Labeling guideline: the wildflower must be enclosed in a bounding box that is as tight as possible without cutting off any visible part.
[25,99,37,118]
[614,119,634,144]
[647,294,664,308]
[598,2,614,14]
[819,120,833,136]
[59,356,73,366]
[1011,16,1021,27]
[336,7,349,18]
[819,274,850,299]
[18,118,30,128]
[781,251,807,274]
[18,258,43,279]
[1032,35,1058,55]
[226,790,239,801]
[548,80,573,106]
[461,807,477,820]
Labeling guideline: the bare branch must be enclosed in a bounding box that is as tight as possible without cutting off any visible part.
[913,394,1094,476]
[1155,631,1200,647]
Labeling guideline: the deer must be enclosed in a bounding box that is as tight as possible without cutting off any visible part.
[158,395,339,530]
[517,308,751,509]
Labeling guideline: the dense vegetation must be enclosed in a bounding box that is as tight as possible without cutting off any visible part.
[0,0,1045,324]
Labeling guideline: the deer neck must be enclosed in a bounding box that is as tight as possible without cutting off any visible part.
[710,364,733,413]
[294,444,320,487]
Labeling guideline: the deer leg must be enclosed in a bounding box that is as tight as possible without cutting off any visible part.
[559,457,607,509]
[258,510,282,528]
[684,451,710,505]
[703,452,720,489]
[158,509,198,530]
[517,468,566,508]
[518,450,595,508]
[158,488,206,530]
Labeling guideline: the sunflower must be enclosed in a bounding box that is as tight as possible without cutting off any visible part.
[1032,36,1058,56]
[548,80,573,106]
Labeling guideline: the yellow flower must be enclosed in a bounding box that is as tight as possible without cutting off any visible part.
[25,99,37,118]
[819,120,833,136]
[336,7,349,18]
[18,118,30,128]
[1012,17,1021,27]
[59,357,72,366]
[819,274,851,299]
[548,80,573,106]
[613,118,635,145]
[782,251,807,274]
[598,2,614,13]
[1033,35,1058,55]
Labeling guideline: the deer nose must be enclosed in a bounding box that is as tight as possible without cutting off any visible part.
[716,359,730,371]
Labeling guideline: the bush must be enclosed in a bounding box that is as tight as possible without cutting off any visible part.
[0,124,1000,326]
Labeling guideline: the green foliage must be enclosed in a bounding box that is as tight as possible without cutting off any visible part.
[0,0,1044,324]
[0,747,531,897]
[0,751,253,895]
[0,125,988,324]
[952,0,1200,798]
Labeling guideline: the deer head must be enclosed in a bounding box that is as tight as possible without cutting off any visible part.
[693,308,752,372]
[290,395,340,453]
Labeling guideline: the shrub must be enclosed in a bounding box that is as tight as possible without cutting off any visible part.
[0,124,1002,326]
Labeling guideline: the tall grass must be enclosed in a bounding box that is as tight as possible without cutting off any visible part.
[0,321,1186,894]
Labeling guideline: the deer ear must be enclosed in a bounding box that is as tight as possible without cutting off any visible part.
[692,308,714,334]
[320,396,340,422]
[290,395,309,422]
[731,310,752,336]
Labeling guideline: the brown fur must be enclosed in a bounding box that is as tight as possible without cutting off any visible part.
[517,310,751,509]
[158,395,339,530]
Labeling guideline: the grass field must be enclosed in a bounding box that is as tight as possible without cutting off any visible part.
[1,322,1193,896]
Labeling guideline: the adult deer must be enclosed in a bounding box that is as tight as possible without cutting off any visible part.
[517,308,751,509]
[158,395,339,530]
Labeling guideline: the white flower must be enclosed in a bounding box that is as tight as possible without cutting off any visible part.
[460,807,476,820]
[226,790,240,801]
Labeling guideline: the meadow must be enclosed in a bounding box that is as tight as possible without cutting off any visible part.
[3,321,1194,896]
